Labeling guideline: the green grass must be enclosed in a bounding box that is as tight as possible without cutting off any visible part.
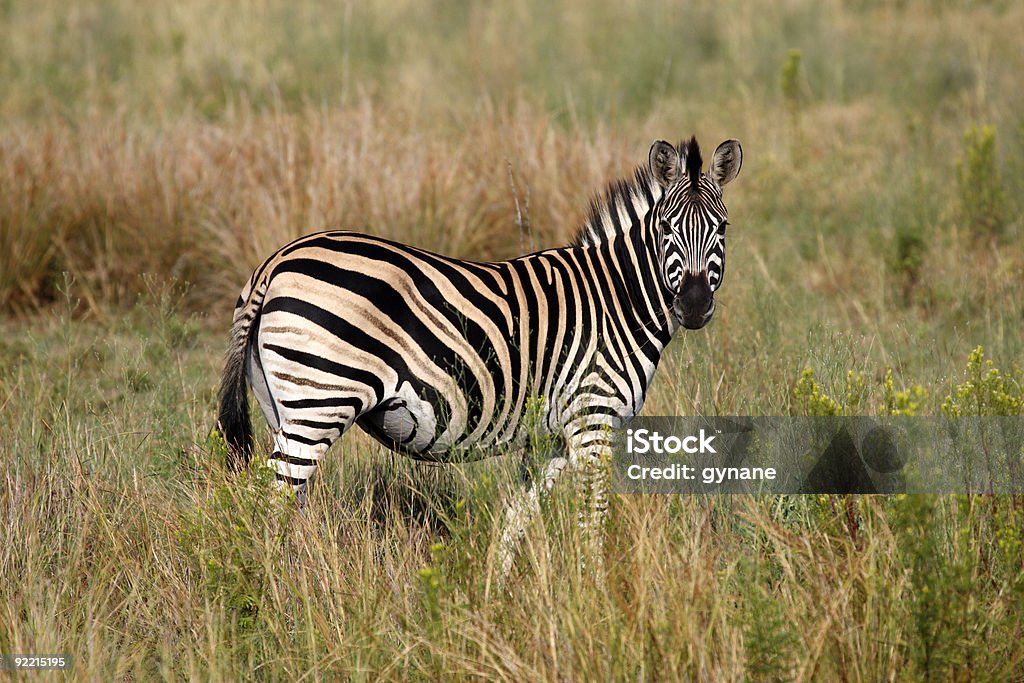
[2,0,1024,679]
[2,283,1022,679]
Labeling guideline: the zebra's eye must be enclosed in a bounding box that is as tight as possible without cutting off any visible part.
[659,218,670,232]
[717,220,729,236]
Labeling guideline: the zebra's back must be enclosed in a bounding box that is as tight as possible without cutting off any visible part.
[238,230,604,462]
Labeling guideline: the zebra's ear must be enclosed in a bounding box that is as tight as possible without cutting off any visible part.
[708,139,743,188]
[649,140,682,189]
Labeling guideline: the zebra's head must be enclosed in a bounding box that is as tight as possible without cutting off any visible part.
[648,136,743,330]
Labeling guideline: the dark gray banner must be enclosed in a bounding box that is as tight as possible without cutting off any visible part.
[612,417,1024,494]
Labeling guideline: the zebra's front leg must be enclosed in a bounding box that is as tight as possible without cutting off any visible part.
[490,454,569,594]
[566,428,614,575]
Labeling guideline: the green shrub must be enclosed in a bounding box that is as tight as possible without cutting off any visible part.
[792,368,845,416]
[882,368,928,416]
[890,495,981,677]
[941,346,1023,417]
[794,366,930,417]
[957,125,1006,240]
[888,223,927,305]
[176,458,288,633]
[780,48,804,112]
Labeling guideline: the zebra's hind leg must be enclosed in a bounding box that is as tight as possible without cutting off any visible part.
[267,430,336,508]
[490,454,568,595]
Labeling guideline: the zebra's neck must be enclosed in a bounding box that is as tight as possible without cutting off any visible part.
[561,205,678,380]
[569,161,676,337]
[601,220,677,358]
[571,162,676,338]
[543,226,675,420]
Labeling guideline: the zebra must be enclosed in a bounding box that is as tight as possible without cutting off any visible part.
[216,135,742,581]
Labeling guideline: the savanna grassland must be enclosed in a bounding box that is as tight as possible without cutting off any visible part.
[2,0,1024,679]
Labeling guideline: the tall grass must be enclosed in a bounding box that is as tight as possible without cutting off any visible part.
[3,303,1022,679]
[0,104,636,313]
[2,0,1024,679]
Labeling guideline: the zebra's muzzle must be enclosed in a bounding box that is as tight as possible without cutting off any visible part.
[674,273,715,330]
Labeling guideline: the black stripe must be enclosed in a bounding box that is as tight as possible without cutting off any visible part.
[292,418,344,432]
[281,430,332,447]
[282,396,365,410]
[262,340,387,405]
[274,472,307,485]
[271,451,317,467]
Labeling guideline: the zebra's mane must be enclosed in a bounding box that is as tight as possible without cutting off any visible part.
[684,136,702,196]
[571,163,661,248]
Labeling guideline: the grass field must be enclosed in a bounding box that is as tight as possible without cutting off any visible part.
[2,0,1024,679]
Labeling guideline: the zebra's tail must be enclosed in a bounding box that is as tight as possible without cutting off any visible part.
[217,335,252,469]
[216,280,265,469]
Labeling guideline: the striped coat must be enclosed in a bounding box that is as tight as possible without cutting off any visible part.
[217,135,742,576]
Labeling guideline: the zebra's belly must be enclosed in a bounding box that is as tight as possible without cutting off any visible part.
[355,394,528,463]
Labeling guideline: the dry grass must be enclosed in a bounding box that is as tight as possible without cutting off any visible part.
[3,0,1024,679]
[2,0,1022,319]
[3,342,1022,681]
[0,103,638,315]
